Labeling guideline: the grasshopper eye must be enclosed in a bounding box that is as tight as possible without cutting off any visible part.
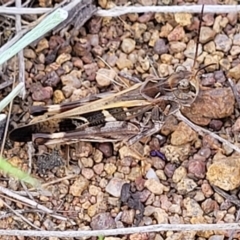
[178,79,191,91]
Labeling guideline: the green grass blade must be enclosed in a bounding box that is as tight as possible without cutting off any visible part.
[0,8,68,66]
[0,157,40,188]
[0,82,24,112]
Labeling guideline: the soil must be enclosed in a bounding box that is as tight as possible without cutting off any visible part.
[1,0,240,239]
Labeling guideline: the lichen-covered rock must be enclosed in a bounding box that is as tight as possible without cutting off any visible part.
[207,156,240,190]
[161,144,191,163]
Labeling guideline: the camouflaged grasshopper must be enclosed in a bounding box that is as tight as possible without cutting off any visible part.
[9,6,206,146]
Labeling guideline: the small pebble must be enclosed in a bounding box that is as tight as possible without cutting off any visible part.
[81,168,95,180]
[96,143,113,158]
[228,64,240,80]
[201,198,218,214]
[230,45,240,56]
[214,34,232,52]
[168,25,185,41]
[90,213,116,230]
[61,74,81,88]
[104,163,117,175]
[188,159,206,179]
[199,27,216,44]
[43,71,60,87]
[69,176,89,196]
[169,41,186,53]
[32,86,53,101]
[146,168,159,181]
[144,206,168,224]
[227,11,237,25]
[174,12,192,26]
[233,33,240,45]
[153,39,168,55]
[36,38,49,52]
[176,178,197,194]
[201,182,214,198]
[209,119,223,131]
[164,163,176,178]
[105,178,127,197]
[121,38,136,54]
[24,48,36,59]
[183,197,203,217]
[93,163,104,175]
[172,166,187,183]
[214,70,226,83]
[96,68,115,87]
[201,73,215,86]
[53,90,65,104]
[144,178,169,195]
[198,147,211,159]
[121,209,135,225]
[56,53,71,65]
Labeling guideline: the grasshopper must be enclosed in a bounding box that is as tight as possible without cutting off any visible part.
[9,6,206,146]
[9,72,199,145]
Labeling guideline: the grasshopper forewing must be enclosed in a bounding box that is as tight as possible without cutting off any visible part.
[9,82,156,143]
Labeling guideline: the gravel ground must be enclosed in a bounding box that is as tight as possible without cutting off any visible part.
[1,0,240,239]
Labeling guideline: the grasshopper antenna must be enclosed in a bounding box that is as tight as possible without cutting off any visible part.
[193,4,205,72]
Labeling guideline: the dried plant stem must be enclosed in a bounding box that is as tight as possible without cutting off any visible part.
[2,200,41,230]
[0,72,15,156]
[96,5,240,16]
[174,111,240,154]
[15,0,26,98]
[3,0,15,6]
[0,186,68,222]
[27,142,34,174]
[0,223,239,237]
[40,174,77,188]
[229,209,240,240]
[0,4,239,15]
[0,82,24,112]
[0,209,45,220]
[0,6,50,14]
[0,80,13,90]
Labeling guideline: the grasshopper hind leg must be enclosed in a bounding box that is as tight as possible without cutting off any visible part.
[9,125,39,142]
